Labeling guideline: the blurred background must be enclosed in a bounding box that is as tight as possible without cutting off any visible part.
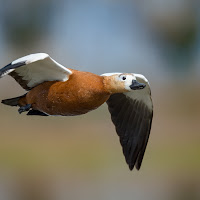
[0,0,200,199]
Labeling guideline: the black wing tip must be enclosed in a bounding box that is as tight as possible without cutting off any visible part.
[0,63,11,77]
[127,150,146,171]
[128,162,141,171]
[127,150,144,171]
[128,163,141,171]
[0,61,26,78]
[129,165,134,171]
[136,163,141,171]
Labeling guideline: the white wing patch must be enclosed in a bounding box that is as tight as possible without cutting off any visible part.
[6,53,72,89]
[101,72,121,76]
[12,53,49,65]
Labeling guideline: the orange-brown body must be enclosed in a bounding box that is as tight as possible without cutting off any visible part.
[19,69,111,116]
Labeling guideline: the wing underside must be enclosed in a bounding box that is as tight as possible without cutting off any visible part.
[107,93,153,170]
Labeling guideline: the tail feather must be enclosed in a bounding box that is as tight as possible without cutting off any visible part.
[1,94,26,106]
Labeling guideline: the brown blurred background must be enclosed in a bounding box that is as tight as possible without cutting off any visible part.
[0,0,200,199]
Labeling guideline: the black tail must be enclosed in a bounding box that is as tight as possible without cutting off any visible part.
[1,94,26,107]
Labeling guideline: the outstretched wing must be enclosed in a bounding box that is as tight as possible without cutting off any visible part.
[0,53,72,90]
[106,74,153,170]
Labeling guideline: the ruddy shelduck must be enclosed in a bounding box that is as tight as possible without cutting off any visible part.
[0,53,153,170]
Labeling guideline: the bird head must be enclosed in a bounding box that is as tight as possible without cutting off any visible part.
[102,73,146,93]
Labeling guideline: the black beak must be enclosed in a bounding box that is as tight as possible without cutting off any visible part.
[130,80,146,90]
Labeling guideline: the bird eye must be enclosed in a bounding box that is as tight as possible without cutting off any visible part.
[122,76,126,80]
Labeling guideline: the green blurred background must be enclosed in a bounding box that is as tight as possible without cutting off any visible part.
[0,0,200,199]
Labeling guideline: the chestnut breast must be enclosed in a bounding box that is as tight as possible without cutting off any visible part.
[26,69,110,115]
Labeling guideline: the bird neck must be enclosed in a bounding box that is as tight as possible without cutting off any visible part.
[103,76,125,94]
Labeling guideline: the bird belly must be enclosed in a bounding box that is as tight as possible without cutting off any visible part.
[26,81,110,116]
[43,92,109,116]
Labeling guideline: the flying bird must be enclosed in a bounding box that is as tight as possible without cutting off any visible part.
[0,53,153,170]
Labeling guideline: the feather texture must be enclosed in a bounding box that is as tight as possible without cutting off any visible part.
[0,53,72,90]
[106,74,153,170]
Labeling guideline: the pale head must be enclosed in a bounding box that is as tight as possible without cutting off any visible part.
[102,73,146,93]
